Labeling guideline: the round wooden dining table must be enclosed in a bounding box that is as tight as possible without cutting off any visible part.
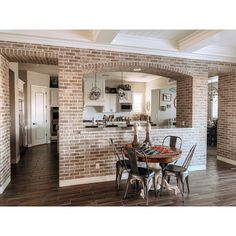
[123,143,183,196]
[123,143,182,172]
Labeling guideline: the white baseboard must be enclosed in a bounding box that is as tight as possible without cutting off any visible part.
[59,173,129,187]
[11,155,20,164]
[217,156,236,166]
[189,165,206,171]
[27,144,32,148]
[0,176,11,194]
[59,165,205,188]
[16,155,20,164]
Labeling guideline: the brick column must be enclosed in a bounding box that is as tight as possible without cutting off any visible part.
[176,76,193,127]
[0,54,10,193]
[217,74,236,165]
[58,54,84,185]
[177,73,208,168]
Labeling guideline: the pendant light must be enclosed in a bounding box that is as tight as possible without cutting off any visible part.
[208,77,218,102]
[90,72,101,100]
[117,71,126,98]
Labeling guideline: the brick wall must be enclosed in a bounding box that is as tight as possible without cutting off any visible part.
[0,41,235,189]
[217,74,236,164]
[0,54,10,193]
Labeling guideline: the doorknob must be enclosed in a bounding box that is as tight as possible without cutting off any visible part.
[32,123,36,125]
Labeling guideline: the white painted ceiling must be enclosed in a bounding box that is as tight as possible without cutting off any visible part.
[2,30,236,62]
[18,63,58,76]
[84,72,165,83]
[18,63,168,83]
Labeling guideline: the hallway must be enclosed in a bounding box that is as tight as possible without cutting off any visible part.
[0,144,236,206]
[0,144,59,205]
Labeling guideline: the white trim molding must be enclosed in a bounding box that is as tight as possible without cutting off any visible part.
[0,176,11,194]
[1,32,236,63]
[217,156,236,166]
[59,165,205,188]
[11,155,20,164]
[188,165,206,171]
[59,173,128,187]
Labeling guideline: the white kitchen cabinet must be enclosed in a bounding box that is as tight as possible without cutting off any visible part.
[103,94,118,112]
[84,78,105,106]
[50,88,58,107]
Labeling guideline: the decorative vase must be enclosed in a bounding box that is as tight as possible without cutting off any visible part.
[132,122,139,147]
[143,119,152,146]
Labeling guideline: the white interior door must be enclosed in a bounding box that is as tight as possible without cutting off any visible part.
[31,85,47,146]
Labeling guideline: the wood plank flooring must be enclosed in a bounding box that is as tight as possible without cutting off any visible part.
[0,144,235,206]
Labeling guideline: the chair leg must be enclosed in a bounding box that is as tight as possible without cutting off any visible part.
[160,172,165,196]
[124,174,131,199]
[118,168,123,190]
[153,176,157,197]
[167,176,171,184]
[180,177,185,194]
[145,183,149,206]
[141,180,149,206]
[139,180,146,205]
[177,176,185,202]
[186,175,190,193]
[115,166,119,189]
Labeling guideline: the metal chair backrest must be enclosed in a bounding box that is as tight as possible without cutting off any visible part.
[127,148,140,176]
[182,144,197,169]
[162,135,182,149]
[109,138,122,163]
[127,148,150,176]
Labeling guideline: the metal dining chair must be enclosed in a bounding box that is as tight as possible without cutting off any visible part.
[109,138,130,190]
[160,144,197,199]
[162,135,182,149]
[162,135,183,170]
[124,148,157,205]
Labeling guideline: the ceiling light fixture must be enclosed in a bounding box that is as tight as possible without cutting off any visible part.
[208,77,218,102]
[117,72,126,98]
[89,72,101,100]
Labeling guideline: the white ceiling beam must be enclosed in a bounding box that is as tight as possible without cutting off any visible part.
[93,30,120,44]
[178,30,222,52]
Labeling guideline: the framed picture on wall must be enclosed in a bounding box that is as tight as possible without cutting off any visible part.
[162,93,172,102]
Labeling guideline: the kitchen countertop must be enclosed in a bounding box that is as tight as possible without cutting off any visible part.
[81,125,187,132]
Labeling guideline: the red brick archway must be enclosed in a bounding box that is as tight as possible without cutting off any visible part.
[81,62,193,80]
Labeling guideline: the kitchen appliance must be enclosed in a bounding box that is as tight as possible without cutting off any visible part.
[120,103,132,111]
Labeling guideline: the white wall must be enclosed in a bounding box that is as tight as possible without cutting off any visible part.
[145,77,174,114]
[146,77,176,125]
[158,87,176,125]
[23,71,50,146]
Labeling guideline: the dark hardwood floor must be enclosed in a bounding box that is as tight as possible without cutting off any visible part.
[0,144,235,206]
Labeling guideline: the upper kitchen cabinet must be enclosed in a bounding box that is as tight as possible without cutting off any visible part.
[50,88,59,107]
[103,94,118,112]
[84,78,105,106]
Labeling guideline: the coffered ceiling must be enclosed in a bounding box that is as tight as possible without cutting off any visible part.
[1,30,236,62]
